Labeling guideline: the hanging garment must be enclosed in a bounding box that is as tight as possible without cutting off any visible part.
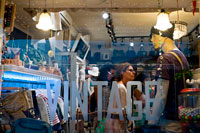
[57,97,64,118]
[37,96,50,124]
[37,94,60,125]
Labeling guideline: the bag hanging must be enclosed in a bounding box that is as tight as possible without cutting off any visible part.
[149,47,156,56]
[126,46,136,58]
[0,90,30,120]
[149,47,160,57]
[137,47,147,57]
[113,50,125,57]
[13,118,52,133]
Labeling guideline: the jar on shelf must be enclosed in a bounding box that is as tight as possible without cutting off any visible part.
[178,88,200,123]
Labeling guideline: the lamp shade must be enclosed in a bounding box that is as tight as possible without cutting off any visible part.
[36,10,52,31]
[154,10,172,31]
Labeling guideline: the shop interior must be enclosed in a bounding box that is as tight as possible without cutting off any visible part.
[0,0,200,132]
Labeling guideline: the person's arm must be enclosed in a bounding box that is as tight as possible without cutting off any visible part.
[118,85,127,108]
[148,79,169,124]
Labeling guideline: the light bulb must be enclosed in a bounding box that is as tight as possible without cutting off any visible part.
[102,12,109,19]
[154,11,172,31]
[130,42,134,47]
[36,10,53,31]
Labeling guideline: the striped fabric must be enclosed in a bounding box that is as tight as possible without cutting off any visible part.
[37,94,60,125]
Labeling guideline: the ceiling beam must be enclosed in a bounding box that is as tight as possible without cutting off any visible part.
[24,8,186,14]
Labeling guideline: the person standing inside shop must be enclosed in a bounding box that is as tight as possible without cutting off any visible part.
[105,62,138,132]
[89,65,115,113]
[149,25,189,124]
[87,66,99,112]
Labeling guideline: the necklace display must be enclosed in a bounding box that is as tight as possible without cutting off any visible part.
[158,32,164,117]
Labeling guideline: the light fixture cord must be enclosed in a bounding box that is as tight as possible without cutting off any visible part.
[29,0,30,8]
[51,30,53,38]
[157,0,161,9]
[45,0,46,9]
[52,0,54,9]
[26,26,29,53]
[177,0,179,23]
[110,0,113,13]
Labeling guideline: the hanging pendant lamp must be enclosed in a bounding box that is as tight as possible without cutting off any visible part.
[173,0,187,40]
[36,9,52,31]
[173,21,187,40]
[154,9,172,31]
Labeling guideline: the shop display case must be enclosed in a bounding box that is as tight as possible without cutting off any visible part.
[0,65,62,93]
[0,64,63,132]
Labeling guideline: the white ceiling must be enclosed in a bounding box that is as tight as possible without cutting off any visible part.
[12,0,199,43]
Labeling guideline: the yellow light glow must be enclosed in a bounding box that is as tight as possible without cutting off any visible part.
[36,12,52,31]
[154,12,172,31]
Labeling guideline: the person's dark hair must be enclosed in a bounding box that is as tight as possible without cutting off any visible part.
[150,23,174,40]
[114,62,132,82]
[134,72,146,92]
[97,65,115,81]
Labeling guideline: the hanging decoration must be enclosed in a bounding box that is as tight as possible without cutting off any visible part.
[192,0,196,16]
[173,0,187,40]
[48,50,54,57]
[173,22,187,40]
[157,31,165,117]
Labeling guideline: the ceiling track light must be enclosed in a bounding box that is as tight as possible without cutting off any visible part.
[116,36,149,39]
[102,12,110,19]
[130,42,134,47]
[120,38,125,46]
[112,38,117,43]
[107,29,112,34]
[130,38,134,47]
[140,38,144,47]
[112,41,117,46]
[106,24,111,29]
[104,13,116,43]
